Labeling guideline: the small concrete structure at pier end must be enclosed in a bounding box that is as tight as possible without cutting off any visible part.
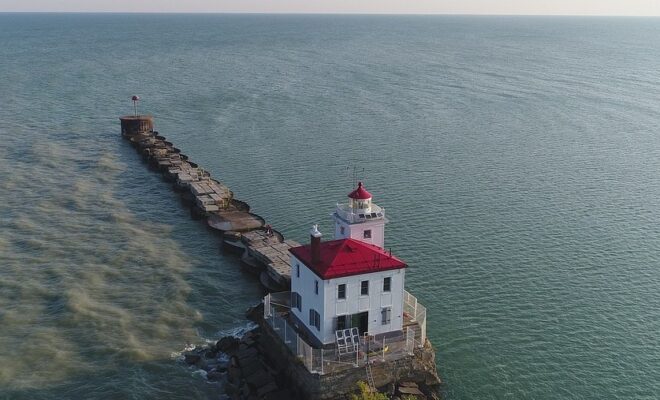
[260,182,440,398]
[119,114,154,137]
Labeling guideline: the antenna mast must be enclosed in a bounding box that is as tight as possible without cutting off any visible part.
[354,166,365,187]
[346,165,366,188]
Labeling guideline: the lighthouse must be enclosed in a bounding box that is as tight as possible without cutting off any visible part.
[286,182,405,346]
[259,180,437,395]
[331,182,387,249]
[289,226,407,346]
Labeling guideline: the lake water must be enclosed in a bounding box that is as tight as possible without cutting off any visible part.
[1,13,660,399]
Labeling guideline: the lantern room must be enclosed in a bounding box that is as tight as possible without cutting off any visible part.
[332,182,388,249]
[348,181,373,211]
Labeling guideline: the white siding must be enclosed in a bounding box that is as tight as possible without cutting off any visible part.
[333,218,386,249]
[322,268,405,344]
[292,256,406,345]
[290,255,326,336]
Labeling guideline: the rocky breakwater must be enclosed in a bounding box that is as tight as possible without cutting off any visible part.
[119,114,296,293]
[182,326,294,400]
[119,115,265,232]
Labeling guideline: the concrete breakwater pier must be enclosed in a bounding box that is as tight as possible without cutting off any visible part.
[119,114,298,291]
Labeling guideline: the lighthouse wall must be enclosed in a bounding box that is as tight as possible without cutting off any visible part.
[333,215,386,249]
[291,255,406,345]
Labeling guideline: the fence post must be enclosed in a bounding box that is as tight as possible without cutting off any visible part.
[297,336,301,357]
[264,294,269,319]
[309,347,313,371]
[421,316,426,346]
[414,296,418,319]
[406,326,414,355]
[382,336,386,361]
[321,349,324,375]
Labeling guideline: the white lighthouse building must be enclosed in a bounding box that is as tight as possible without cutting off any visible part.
[289,183,406,346]
[261,181,435,398]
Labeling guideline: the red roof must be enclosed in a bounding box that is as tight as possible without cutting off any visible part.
[290,238,406,279]
[348,181,372,200]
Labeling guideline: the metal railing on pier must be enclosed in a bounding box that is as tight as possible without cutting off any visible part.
[263,292,427,375]
[403,290,427,344]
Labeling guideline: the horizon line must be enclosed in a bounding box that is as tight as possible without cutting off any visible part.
[1,11,660,17]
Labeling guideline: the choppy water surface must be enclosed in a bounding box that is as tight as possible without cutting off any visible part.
[1,14,660,399]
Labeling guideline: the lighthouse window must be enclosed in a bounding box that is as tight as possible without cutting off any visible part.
[361,280,369,296]
[381,307,391,325]
[296,264,300,278]
[371,213,378,218]
[337,284,346,300]
[383,277,391,292]
[340,226,345,235]
[309,309,320,330]
[314,280,319,295]
[291,292,302,311]
[363,230,372,239]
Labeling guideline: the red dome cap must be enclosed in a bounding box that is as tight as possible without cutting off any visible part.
[348,181,372,200]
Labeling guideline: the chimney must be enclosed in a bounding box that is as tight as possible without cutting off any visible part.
[310,224,322,264]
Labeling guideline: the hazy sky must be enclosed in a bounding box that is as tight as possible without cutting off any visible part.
[1,0,660,16]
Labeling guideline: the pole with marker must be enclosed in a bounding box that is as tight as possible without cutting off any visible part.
[132,95,140,117]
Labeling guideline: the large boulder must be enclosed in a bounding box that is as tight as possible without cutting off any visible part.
[207,370,225,382]
[245,303,264,321]
[184,353,201,365]
[217,336,240,353]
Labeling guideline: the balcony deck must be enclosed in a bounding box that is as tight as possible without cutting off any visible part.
[334,203,386,224]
